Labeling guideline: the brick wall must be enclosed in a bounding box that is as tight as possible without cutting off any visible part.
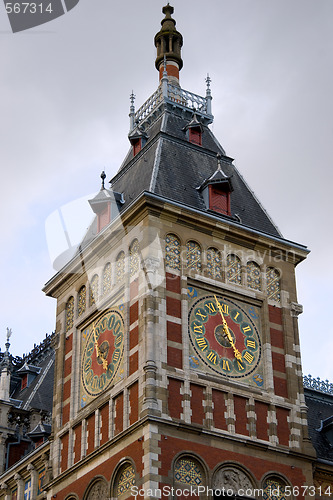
[168,378,183,420]
[166,273,183,369]
[212,389,227,431]
[190,384,205,426]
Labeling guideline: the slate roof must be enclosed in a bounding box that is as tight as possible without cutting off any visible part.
[10,340,55,414]
[110,103,282,239]
[305,388,333,463]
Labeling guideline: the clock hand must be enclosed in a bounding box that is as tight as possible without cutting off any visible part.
[214,295,243,362]
[92,325,108,370]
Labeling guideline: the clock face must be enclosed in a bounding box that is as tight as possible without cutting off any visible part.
[188,291,262,382]
[81,309,124,399]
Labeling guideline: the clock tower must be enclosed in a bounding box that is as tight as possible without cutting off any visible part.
[43,5,316,499]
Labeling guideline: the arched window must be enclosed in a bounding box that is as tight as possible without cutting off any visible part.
[262,476,288,500]
[89,274,99,307]
[84,479,108,500]
[247,261,261,291]
[65,296,74,332]
[186,241,201,272]
[102,262,112,295]
[174,456,205,498]
[226,254,241,285]
[266,267,281,303]
[130,239,140,277]
[78,286,86,317]
[116,251,125,283]
[115,464,136,498]
[165,234,181,270]
[206,247,222,280]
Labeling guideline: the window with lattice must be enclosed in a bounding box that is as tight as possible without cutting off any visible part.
[206,248,222,279]
[65,296,74,332]
[130,240,140,277]
[116,464,136,497]
[186,241,201,271]
[116,251,125,283]
[226,254,241,284]
[266,267,281,303]
[102,263,112,295]
[78,286,86,317]
[247,261,261,291]
[165,234,181,270]
[262,477,288,500]
[89,275,99,307]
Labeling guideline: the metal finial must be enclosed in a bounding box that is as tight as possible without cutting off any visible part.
[217,153,222,170]
[130,91,136,107]
[100,170,106,190]
[6,328,12,342]
[206,74,211,89]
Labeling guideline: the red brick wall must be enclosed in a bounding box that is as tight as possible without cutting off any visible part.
[130,301,139,323]
[129,350,139,375]
[129,381,139,425]
[130,325,139,350]
[168,378,183,419]
[100,403,109,446]
[234,395,249,436]
[114,393,124,435]
[167,321,182,343]
[272,352,286,373]
[60,432,69,472]
[268,305,282,325]
[86,413,95,455]
[130,278,139,299]
[58,440,144,499]
[166,273,181,294]
[167,346,183,369]
[276,407,290,446]
[270,328,284,349]
[274,377,288,398]
[212,389,227,430]
[190,384,205,425]
[255,401,269,441]
[73,423,82,464]
[166,296,181,318]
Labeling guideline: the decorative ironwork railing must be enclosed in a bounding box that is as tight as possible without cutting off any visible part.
[134,87,163,125]
[133,84,211,125]
[303,374,333,395]
[167,84,208,113]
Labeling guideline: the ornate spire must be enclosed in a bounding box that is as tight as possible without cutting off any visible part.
[154,4,183,86]
[100,170,106,190]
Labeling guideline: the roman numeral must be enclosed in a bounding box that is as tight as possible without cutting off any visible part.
[196,337,208,351]
[222,359,231,371]
[246,339,256,349]
[207,351,218,365]
[205,302,216,314]
[243,351,254,364]
[193,323,204,334]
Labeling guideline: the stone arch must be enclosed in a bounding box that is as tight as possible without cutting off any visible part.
[165,233,181,271]
[83,476,108,500]
[247,261,261,291]
[212,463,257,498]
[111,459,137,500]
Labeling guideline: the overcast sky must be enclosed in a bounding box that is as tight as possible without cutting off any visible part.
[1,0,332,383]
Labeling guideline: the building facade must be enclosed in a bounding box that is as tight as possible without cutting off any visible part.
[0,5,332,500]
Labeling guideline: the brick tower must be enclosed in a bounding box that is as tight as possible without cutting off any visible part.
[42,5,316,499]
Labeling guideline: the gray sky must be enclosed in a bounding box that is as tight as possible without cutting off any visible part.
[1,0,332,382]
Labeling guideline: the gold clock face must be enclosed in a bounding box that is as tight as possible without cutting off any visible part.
[81,309,124,402]
[188,289,263,385]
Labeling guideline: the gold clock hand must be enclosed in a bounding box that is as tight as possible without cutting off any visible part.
[214,295,243,361]
[92,324,102,359]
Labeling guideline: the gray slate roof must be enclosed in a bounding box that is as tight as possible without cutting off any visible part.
[305,388,333,463]
[110,106,281,238]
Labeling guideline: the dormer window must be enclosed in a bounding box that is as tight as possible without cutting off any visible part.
[185,113,203,146]
[189,127,202,146]
[21,374,28,390]
[128,127,148,157]
[198,153,233,217]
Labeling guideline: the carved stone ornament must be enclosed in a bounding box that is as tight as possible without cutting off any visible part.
[213,467,253,494]
[290,302,303,318]
[86,480,108,500]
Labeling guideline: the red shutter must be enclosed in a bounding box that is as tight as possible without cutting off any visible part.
[209,186,230,215]
[21,374,28,390]
[189,128,202,146]
[133,138,141,155]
